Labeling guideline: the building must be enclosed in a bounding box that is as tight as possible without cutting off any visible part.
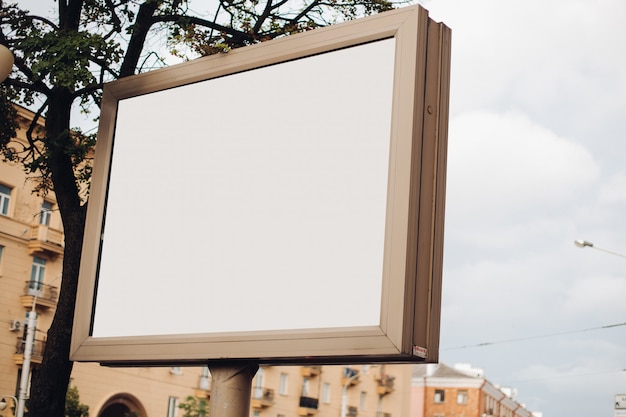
[0,104,415,417]
[410,363,538,417]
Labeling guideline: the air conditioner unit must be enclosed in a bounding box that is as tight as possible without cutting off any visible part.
[9,320,23,332]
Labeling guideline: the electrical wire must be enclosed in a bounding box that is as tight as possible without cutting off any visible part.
[442,322,626,350]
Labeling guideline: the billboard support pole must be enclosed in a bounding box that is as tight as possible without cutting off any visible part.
[209,362,258,417]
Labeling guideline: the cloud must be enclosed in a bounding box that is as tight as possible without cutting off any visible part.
[598,173,626,204]
[421,2,626,415]
[445,110,600,225]
[562,274,626,317]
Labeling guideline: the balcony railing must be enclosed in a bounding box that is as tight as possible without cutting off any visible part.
[375,374,395,395]
[346,405,358,417]
[21,281,59,310]
[300,366,322,377]
[251,387,274,408]
[13,337,46,365]
[342,367,360,386]
[298,396,319,416]
[299,396,319,409]
[27,224,64,257]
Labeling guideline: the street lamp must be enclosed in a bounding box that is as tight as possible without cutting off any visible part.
[0,44,14,82]
[0,395,18,412]
[340,368,360,417]
[13,275,61,417]
[15,309,37,417]
[574,240,626,259]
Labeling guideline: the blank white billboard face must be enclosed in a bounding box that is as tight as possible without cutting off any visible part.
[92,39,395,337]
[70,5,450,365]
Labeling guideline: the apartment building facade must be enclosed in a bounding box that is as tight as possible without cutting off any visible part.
[0,104,416,417]
[410,363,537,417]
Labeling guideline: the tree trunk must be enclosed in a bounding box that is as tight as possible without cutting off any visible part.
[27,91,87,417]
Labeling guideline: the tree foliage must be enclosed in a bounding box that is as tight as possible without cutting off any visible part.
[178,395,209,417]
[65,386,89,417]
[0,0,406,416]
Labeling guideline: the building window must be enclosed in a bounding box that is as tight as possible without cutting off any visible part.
[0,184,11,216]
[457,390,468,404]
[302,377,310,397]
[40,200,53,225]
[30,256,46,291]
[252,411,260,417]
[0,245,4,275]
[279,372,288,395]
[434,389,445,403]
[359,391,367,410]
[167,396,179,417]
[253,368,264,399]
[322,382,331,404]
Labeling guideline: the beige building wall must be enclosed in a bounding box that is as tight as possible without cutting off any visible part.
[247,364,412,417]
[1,105,63,401]
[1,105,415,417]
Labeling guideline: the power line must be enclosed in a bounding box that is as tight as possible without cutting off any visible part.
[442,322,626,350]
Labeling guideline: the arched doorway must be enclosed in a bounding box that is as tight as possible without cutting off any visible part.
[97,393,146,417]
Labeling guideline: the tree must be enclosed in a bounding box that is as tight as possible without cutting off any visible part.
[65,386,89,417]
[178,396,209,417]
[0,0,403,416]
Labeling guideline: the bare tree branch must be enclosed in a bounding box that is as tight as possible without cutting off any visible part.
[118,0,161,77]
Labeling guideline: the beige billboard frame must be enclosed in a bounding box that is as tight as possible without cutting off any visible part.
[70,5,450,365]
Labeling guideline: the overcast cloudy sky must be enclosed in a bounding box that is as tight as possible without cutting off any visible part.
[423,1,626,416]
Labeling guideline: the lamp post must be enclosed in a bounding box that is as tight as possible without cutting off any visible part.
[340,368,360,417]
[574,240,626,259]
[15,275,60,417]
[16,308,37,417]
[0,395,18,414]
[0,44,14,82]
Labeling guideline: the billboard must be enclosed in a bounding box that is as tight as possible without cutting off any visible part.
[70,5,451,365]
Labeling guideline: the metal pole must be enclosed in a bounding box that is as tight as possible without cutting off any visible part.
[209,362,258,417]
[340,370,359,417]
[16,310,37,417]
[340,383,349,417]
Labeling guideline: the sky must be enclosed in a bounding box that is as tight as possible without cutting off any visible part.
[12,0,626,415]
[421,1,626,416]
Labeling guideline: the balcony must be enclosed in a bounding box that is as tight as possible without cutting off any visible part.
[346,405,358,417]
[194,389,210,399]
[341,368,360,387]
[250,387,274,409]
[21,282,59,311]
[376,413,391,417]
[195,374,211,398]
[27,225,64,258]
[13,337,46,366]
[375,374,395,396]
[300,366,322,377]
[297,396,319,416]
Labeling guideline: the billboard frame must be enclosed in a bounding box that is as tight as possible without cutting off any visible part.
[70,5,450,366]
